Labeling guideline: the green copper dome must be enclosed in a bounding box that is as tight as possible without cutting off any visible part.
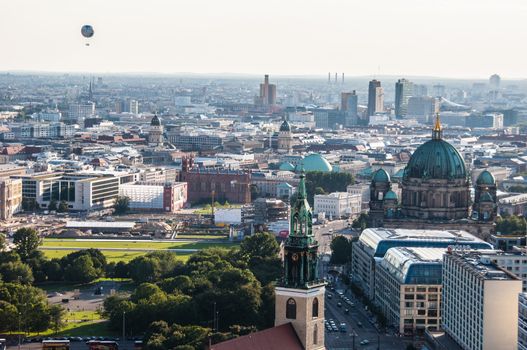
[279,162,295,171]
[404,139,467,180]
[404,113,467,180]
[384,190,398,200]
[476,170,496,185]
[298,154,333,172]
[372,168,390,183]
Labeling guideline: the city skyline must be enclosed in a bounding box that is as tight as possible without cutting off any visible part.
[2,0,527,78]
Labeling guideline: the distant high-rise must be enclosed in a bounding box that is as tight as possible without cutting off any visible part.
[257,74,277,106]
[489,74,501,90]
[394,78,414,118]
[341,91,358,126]
[413,84,428,97]
[367,80,384,118]
[69,102,95,124]
[432,84,445,97]
[130,100,139,114]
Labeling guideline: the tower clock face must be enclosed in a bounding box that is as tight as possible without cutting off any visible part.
[292,253,299,261]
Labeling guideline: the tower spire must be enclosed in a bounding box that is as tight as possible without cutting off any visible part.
[432,112,442,140]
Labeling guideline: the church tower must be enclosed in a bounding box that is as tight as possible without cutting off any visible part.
[148,115,163,146]
[278,118,293,153]
[275,172,325,350]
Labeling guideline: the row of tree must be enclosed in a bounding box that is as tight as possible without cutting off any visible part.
[103,233,282,347]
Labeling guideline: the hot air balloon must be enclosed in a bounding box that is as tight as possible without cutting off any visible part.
[81,25,94,46]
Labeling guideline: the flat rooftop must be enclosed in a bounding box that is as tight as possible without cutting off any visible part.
[446,251,519,281]
[65,221,136,229]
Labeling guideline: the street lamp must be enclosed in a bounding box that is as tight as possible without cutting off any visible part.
[122,311,126,349]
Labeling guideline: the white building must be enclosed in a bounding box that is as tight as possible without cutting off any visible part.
[69,103,95,124]
[130,100,139,114]
[119,182,187,213]
[442,250,522,350]
[313,192,361,219]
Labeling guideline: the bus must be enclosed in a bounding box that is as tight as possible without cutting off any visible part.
[86,340,119,350]
[42,339,70,350]
[0,338,6,350]
[134,341,143,350]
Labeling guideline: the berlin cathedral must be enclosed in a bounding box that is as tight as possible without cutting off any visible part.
[369,114,498,238]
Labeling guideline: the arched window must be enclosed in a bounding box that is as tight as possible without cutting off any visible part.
[286,298,296,319]
[312,297,319,318]
[313,324,318,345]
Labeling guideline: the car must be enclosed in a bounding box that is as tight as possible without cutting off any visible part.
[344,308,349,314]
[357,322,363,327]
[337,302,342,307]
[339,323,347,332]
[327,294,333,299]
[360,339,370,345]
[332,325,338,332]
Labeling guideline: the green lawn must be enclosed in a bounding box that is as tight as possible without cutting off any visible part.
[42,249,192,263]
[42,239,237,250]
[28,320,117,337]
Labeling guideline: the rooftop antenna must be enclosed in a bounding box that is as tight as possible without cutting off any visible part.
[334,72,337,84]
[342,72,344,84]
[328,72,331,84]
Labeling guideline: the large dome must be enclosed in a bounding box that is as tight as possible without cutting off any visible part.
[404,139,467,180]
[298,153,333,172]
[151,115,161,126]
[476,170,495,185]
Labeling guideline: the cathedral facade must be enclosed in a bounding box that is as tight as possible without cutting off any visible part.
[369,115,497,238]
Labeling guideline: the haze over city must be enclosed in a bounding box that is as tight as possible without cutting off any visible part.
[2,0,527,78]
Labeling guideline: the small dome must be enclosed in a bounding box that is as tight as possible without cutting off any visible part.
[279,120,291,132]
[279,162,295,171]
[384,190,398,200]
[151,115,161,126]
[300,154,333,172]
[480,192,494,202]
[476,170,496,186]
[372,168,390,183]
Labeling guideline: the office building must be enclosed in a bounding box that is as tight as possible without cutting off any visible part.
[465,113,504,129]
[130,100,139,114]
[313,192,361,219]
[0,178,22,220]
[407,96,440,123]
[375,247,444,335]
[18,172,124,211]
[352,228,492,300]
[489,74,501,90]
[165,133,223,151]
[68,102,95,124]
[341,91,358,126]
[395,79,414,118]
[367,80,384,119]
[442,250,522,350]
[432,84,445,97]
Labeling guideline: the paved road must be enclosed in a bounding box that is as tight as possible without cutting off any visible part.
[7,341,137,350]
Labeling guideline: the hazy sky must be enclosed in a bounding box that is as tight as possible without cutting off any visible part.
[2,0,527,78]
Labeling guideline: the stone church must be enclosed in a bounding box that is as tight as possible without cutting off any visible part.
[368,114,497,239]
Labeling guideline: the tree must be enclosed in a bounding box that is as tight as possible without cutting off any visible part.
[496,215,527,235]
[57,201,69,213]
[240,232,280,260]
[0,261,34,284]
[128,256,161,283]
[330,235,352,265]
[64,255,99,283]
[0,233,6,251]
[48,200,58,211]
[13,228,41,261]
[49,304,66,335]
[352,213,369,230]
[305,172,354,204]
[114,196,130,215]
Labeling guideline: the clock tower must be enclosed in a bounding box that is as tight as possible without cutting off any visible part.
[275,172,326,350]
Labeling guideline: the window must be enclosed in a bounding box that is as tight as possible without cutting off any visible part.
[286,298,296,319]
[312,298,319,318]
[313,324,318,345]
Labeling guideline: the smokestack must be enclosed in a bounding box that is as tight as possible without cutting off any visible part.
[264,74,269,85]
[328,72,331,84]
[335,72,337,83]
[342,73,344,84]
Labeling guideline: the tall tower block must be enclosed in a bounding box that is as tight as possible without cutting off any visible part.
[275,173,326,350]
